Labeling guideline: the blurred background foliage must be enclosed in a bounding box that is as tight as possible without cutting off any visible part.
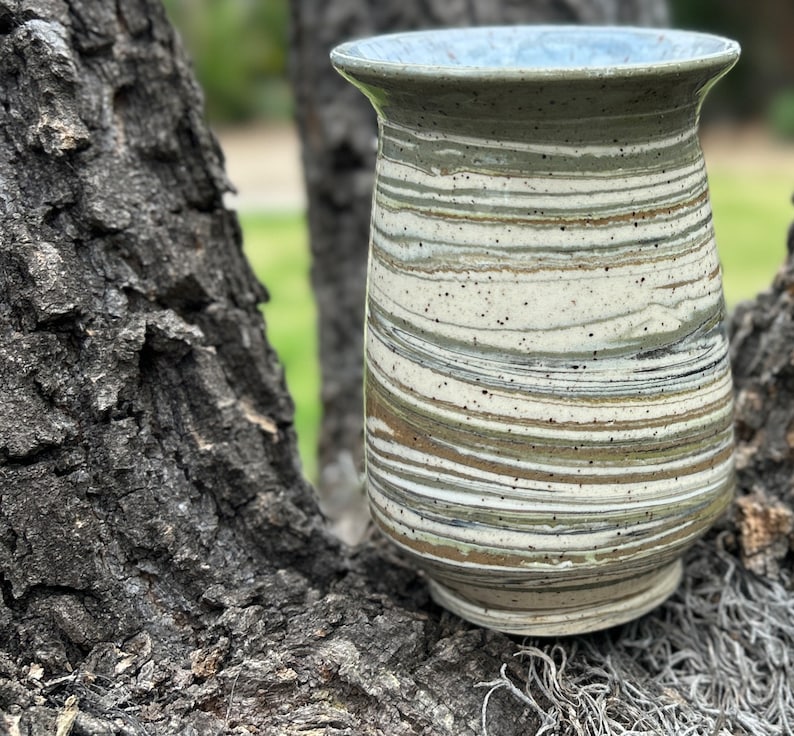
[671,0,794,137]
[163,0,291,123]
[164,0,794,135]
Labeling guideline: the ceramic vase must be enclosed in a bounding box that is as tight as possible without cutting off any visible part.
[331,26,740,635]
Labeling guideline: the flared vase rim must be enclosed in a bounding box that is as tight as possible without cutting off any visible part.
[330,25,740,84]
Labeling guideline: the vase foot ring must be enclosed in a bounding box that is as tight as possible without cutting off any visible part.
[427,559,683,636]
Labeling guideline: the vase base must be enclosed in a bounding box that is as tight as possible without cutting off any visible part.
[427,559,683,636]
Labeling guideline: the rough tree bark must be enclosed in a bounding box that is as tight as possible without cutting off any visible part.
[0,1,334,732]
[1,1,792,735]
[289,0,671,541]
[729,218,794,576]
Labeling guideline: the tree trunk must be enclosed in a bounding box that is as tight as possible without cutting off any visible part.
[0,1,330,732]
[289,0,671,541]
[2,2,793,735]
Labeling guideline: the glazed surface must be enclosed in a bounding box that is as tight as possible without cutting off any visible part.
[336,27,739,634]
[364,113,734,632]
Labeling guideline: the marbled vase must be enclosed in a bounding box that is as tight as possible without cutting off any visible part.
[331,26,740,635]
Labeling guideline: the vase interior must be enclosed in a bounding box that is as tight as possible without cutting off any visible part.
[332,26,739,77]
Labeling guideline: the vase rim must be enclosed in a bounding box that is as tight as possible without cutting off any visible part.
[330,25,740,83]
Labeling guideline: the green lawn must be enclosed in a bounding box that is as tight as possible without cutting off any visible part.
[706,168,791,308]
[241,212,319,481]
[241,173,792,480]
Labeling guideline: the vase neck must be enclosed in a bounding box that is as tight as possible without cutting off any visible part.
[332,27,739,142]
[353,73,718,148]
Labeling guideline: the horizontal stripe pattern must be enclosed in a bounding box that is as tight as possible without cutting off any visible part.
[365,118,735,634]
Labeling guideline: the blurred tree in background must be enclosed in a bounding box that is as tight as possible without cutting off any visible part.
[671,0,794,136]
[163,0,291,123]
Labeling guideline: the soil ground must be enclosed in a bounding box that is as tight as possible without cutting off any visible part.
[217,123,306,211]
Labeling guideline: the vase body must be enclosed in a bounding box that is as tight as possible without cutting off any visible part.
[332,26,740,635]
